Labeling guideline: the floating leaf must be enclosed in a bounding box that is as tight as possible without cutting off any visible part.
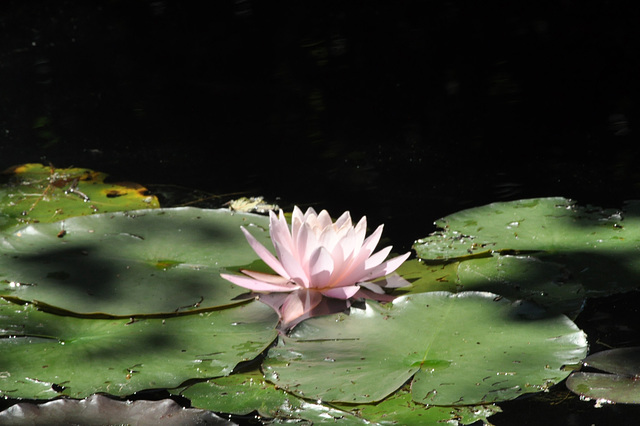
[396,257,585,315]
[332,386,502,425]
[0,208,271,315]
[180,370,500,425]
[0,163,160,230]
[582,347,640,377]
[263,292,587,405]
[566,347,640,405]
[180,369,298,417]
[413,198,640,297]
[393,259,462,294]
[179,370,370,424]
[0,298,278,399]
[414,198,627,259]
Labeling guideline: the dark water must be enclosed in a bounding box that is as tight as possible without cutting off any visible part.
[1,1,640,424]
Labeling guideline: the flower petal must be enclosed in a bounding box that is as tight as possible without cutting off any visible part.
[364,245,393,270]
[301,206,318,222]
[316,209,333,229]
[280,290,323,327]
[359,224,384,258]
[240,227,289,279]
[329,225,385,286]
[274,241,310,287]
[321,285,360,299]
[353,215,368,250]
[241,270,294,285]
[295,222,319,275]
[308,246,334,288]
[364,251,411,280]
[220,273,297,293]
[334,210,352,229]
[270,210,293,253]
[291,206,306,239]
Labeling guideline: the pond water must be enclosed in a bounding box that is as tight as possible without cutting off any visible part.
[1,1,640,424]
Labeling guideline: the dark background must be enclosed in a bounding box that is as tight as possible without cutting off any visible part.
[2,0,640,246]
[2,1,640,424]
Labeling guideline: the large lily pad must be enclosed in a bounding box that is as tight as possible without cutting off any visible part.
[413,198,640,297]
[0,207,271,315]
[263,292,587,405]
[0,163,160,231]
[0,297,278,399]
[414,197,634,259]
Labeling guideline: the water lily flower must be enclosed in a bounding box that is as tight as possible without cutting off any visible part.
[221,206,410,329]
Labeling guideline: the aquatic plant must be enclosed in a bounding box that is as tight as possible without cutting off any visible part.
[221,206,410,329]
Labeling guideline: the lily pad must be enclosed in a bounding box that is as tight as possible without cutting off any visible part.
[413,198,640,297]
[396,257,585,315]
[0,297,278,399]
[180,370,500,425]
[582,347,640,377]
[332,386,502,425]
[566,347,640,405]
[0,208,272,315]
[263,292,587,405]
[0,163,160,230]
[179,369,298,418]
[179,369,370,424]
[566,373,640,405]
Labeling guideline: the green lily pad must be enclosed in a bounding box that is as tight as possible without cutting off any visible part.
[414,197,629,259]
[566,347,640,405]
[0,298,278,399]
[0,163,160,230]
[263,292,587,405]
[333,386,502,425]
[413,198,640,297]
[179,369,370,424]
[0,208,271,315]
[457,256,586,315]
[179,369,298,418]
[180,370,500,425]
[393,259,463,294]
[396,257,585,315]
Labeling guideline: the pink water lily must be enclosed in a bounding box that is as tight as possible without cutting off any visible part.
[221,206,410,329]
